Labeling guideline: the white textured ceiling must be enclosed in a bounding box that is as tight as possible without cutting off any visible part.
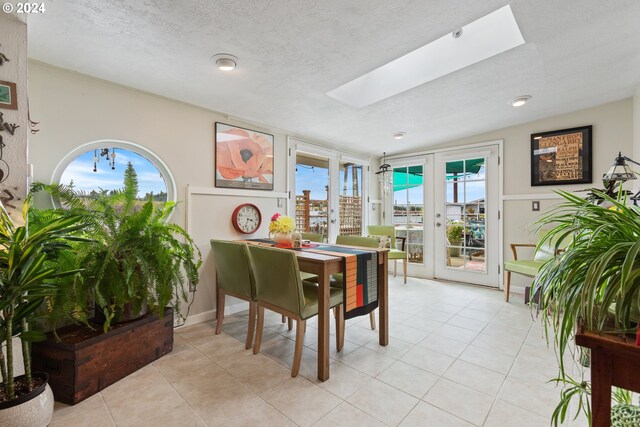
[27,0,640,155]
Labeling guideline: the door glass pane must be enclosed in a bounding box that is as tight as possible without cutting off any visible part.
[444,158,486,272]
[295,154,329,240]
[339,162,363,235]
[393,166,424,264]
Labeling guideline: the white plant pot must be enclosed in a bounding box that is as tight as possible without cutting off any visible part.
[0,373,54,427]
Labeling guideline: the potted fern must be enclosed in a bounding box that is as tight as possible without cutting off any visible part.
[0,198,86,425]
[531,189,640,426]
[31,162,202,332]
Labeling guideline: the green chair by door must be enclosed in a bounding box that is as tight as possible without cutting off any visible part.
[301,232,323,243]
[248,245,345,377]
[210,239,256,349]
[335,235,379,330]
[367,225,407,284]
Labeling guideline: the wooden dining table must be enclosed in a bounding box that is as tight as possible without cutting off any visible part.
[293,245,389,381]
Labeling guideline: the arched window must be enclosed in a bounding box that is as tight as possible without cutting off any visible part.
[52,140,176,205]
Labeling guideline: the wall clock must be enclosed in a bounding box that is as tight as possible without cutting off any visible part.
[231,203,262,234]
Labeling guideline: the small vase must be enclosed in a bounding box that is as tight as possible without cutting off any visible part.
[270,232,293,245]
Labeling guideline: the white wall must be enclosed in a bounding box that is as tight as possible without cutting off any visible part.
[0,13,28,219]
[418,99,634,295]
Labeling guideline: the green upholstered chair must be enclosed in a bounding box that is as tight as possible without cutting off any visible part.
[210,239,256,349]
[503,233,568,302]
[367,225,407,284]
[301,232,323,243]
[334,235,379,330]
[248,245,345,377]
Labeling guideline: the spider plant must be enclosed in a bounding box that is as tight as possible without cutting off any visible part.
[31,162,202,332]
[531,188,640,425]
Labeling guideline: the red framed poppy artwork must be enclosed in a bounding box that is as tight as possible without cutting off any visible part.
[215,122,274,190]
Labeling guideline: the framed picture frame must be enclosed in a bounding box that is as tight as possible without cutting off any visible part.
[0,80,17,110]
[214,122,274,190]
[531,125,592,186]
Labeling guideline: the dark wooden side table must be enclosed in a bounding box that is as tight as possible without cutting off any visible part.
[576,329,640,427]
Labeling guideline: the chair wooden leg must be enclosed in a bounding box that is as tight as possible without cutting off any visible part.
[505,271,511,302]
[253,305,265,354]
[281,314,286,323]
[336,306,345,351]
[403,259,407,284]
[287,317,293,331]
[292,319,305,377]
[215,288,225,335]
[245,301,256,350]
[369,310,376,330]
[394,260,397,277]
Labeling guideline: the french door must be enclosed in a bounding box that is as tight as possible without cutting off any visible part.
[385,156,434,278]
[288,139,369,243]
[433,146,499,287]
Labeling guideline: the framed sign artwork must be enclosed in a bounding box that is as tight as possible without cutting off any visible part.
[214,122,274,190]
[531,125,592,186]
[0,80,17,110]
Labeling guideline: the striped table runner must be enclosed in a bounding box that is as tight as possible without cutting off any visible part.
[244,240,378,319]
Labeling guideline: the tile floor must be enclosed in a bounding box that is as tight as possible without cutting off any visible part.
[50,276,588,426]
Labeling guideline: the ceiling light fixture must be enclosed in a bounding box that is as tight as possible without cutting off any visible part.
[211,53,238,71]
[376,152,393,196]
[511,95,531,107]
[394,132,406,140]
[327,5,524,109]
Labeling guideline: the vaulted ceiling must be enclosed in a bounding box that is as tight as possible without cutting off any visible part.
[27,0,640,155]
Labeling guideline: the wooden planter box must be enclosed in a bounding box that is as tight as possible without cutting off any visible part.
[31,307,173,405]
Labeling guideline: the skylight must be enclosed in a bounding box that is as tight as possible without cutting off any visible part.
[327,5,525,109]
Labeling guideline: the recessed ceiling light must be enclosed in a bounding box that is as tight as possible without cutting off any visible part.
[393,132,406,140]
[211,53,238,71]
[327,5,524,109]
[511,95,531,107]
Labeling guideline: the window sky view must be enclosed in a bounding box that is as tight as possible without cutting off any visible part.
[60,149,167,197]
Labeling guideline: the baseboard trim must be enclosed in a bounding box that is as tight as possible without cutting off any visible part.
[176,302,248,329]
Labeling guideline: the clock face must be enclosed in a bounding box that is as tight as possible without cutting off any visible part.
[232,203,262,234]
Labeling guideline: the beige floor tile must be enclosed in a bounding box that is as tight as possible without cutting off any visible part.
[363,336,414,359]
[340,346,396,376]
[106,380,187,426]
[387,323,430,344]
[169,365,234,403]
[443,359,506,396]
[498,377,560,419]
[262,377,341,427]
[51,394,115,427]
[313,401,385,427]
[153,348,220,383]
[401,346,455,375]
[347,379,419,426]
[377,360,438,398]
[459,344,515,374]
[190,381,292,427]
[133,403,206,427]
[418,333,469,357]
[100,365,167,403]
[234,359,292,397]
[484,399,549,427]
[177,323,218,347]
[344,324,379,345]
[401,315,444,333]
[414,308,455,323]
[215,350,275,377]
[423,378,493,425]
[399,401,473,427]
[458,307,499,320]
[470,330,525,357]
[316,361,373,399]
[431,324,480,344]
[446,315,489,332]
